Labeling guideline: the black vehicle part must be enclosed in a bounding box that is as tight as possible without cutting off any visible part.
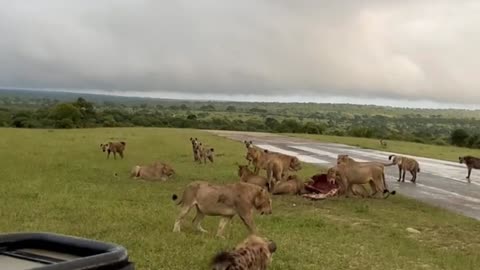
[0,232,134,270]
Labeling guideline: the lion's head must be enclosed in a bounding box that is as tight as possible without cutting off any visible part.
[162,164,176,177]
[246,147,262,162]
[238,165,250,177]
[326,166,338,184]
[336,154,350,165]
[289,157,302,171]
[254,188,272,215]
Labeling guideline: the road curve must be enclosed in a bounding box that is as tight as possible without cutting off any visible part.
[209,130,480,221]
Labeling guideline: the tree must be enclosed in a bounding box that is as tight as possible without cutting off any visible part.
[200,105,215,111]
[226,105,236,112]
[49,103,82,128]
[450,129,469,146]
[265,117,280,131]
[303,122,325,134]
[467,134,480,148]
[187,114,197,120]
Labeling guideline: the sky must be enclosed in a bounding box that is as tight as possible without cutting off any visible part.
[1,1,479,109]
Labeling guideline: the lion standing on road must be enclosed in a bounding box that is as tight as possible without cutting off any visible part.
[327,161,396,198]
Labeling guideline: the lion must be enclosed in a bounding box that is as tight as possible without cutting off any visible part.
[245,146,272,173]
[271,175,307,195]
[266,155,302,191]
[326,163,396,198]
[210,234,277,270]
[238,164,269,189]
[131,161,175,181]
[388,155,420,183]
[172,181,272,237]
[459,156,480,183]
[100,141,126,159]
[337,154,394,168]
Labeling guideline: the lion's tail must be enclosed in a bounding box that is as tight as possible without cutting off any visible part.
[381,172,396,198]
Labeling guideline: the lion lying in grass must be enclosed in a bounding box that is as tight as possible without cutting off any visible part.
[271,175,307,195]
[130,161,175,181]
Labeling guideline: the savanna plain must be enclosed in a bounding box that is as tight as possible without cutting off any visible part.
[0,128,479,270]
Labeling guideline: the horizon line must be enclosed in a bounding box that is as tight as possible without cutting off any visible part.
[0,87,478,111]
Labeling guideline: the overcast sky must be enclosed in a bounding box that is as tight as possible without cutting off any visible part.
[1,1,479,108]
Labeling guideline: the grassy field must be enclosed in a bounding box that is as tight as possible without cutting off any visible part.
[291,134,480,162]
[0,127,479,270]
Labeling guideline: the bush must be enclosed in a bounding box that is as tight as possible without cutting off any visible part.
[451,129,469,146]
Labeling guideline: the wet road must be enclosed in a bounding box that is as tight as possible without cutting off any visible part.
[209,130,480,221]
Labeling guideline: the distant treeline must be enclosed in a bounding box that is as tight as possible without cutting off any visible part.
[1,96,480,149]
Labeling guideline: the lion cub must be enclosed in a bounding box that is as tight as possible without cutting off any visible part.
[210,234,277,270]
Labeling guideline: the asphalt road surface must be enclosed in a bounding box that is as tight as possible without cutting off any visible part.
[209,130,480,221]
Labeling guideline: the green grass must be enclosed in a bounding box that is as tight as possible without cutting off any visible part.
[290,134,480,162]
[0,127,479,270]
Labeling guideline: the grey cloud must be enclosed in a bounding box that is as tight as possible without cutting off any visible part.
[0,0,479,104]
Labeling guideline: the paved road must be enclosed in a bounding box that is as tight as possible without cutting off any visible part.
[209,130,480,221]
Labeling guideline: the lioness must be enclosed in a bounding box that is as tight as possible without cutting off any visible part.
[327,163,396,198]
[211,234,277,270]
[172,181,272,237]
[131,161,175,181]
[266,155,302,191]
[271,175,307,195]
[238,164,269,189]
[459,156,480,183]
[337,154,394,168]
[245,147,272,174]
[100,141,126,160]
[388,155,420,183]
